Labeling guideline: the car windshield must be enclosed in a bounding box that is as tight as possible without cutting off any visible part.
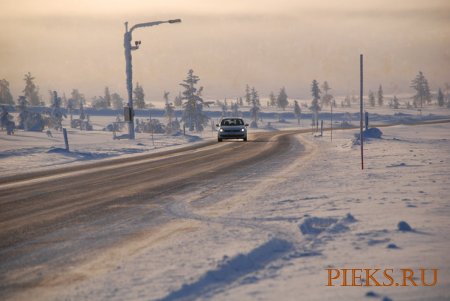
[221,119,244,126]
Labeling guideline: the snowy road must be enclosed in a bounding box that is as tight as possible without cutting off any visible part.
[0,130,308,300]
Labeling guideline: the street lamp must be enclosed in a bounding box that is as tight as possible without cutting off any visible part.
[123,18,182,139]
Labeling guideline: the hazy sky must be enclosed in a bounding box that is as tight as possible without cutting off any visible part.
[1,0,449,104]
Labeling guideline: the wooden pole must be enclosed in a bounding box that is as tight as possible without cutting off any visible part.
[360,54,364,170]
[331,104,333,141]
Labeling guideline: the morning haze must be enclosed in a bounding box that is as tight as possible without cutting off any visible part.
[1,0,449,104]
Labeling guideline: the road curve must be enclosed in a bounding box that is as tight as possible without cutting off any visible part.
[0,129,307,299]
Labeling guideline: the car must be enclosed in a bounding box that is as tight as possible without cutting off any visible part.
[216,118,249,142]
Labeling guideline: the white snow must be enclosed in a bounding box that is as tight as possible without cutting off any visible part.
[2,102,450,301]
[0,116,215,177]
[9,119,449,301]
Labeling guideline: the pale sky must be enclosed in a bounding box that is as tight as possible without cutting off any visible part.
[1,0,449,104]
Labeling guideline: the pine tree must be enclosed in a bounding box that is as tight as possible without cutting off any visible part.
[0,79,14,105]
[221,99,228,117]
[174,92,182,107]
[269,91,276,107]
[251,87,260,107]
[231,102,240,117]
[23,72,40,106]
[180,69,209,132]
[310,80,321,124]
[321,81,333,106]
[391,96,400,109]
[437,88,445,107]
[104,87,112,108]
[277,87,288,110]
[111,93,124,110]
[70,89,85,108]
[245,84,251,105]
[377,85,384,106]
[249,88,260,128]
[410,71,431,108]
[17,96,29,129]
[79,102,85,120]
[294,100,301,124]
[133,82,145,109]
[91,96,108,109]
[368,90,375,107]
[49,91,66,130]
[164,91,175,134]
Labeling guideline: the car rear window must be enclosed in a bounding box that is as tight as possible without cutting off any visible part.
[221,119,244,126]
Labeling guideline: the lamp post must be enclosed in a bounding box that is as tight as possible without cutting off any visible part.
[124,19,181,139]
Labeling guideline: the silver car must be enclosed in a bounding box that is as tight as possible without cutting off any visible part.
[216,118,249,142]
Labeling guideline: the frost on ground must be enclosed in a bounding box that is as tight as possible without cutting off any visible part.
[20,122,449,301]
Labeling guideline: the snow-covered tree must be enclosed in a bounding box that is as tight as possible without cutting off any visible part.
[251,87,260,107]
[249,89,260,128]
[104,87,112,108]
[390,95,400,109]
[221,100,228,118]
[16,95,45,131]
[277,87,288,110]
[23,72,40,106]
[245,84,251,105]
[310,80,321,123]
[111,92,124,110]
[368,90,375,107]
[0,79,14,105]
[70,89,85,108]
[174,92,182,107]
[17,96,29,129]
[164,91,175,134]
[321,81,333,106]
[1,105,15,134]
[133,82,145,109]
[91,96,108,109]
[437,88,445,107]
[231,102,240,117]
[377,85,384,106]
[294,100,301,124]
[49,91,66,130]
[180,69,209,132]
[269,91,276,107]
[79,102,85,120]
[410,71,431,108]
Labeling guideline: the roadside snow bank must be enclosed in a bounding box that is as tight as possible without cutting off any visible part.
[353,127,383,145]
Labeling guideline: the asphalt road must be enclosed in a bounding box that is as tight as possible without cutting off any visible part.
[0,130,306,300]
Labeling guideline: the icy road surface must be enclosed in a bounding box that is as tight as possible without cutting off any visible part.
[1,122,450,301]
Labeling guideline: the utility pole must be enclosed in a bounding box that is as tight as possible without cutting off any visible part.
[360,54,364,170]
[123,18,181,139]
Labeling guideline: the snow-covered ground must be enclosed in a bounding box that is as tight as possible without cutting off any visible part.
[18,121,449,301]
[0,116,216,177]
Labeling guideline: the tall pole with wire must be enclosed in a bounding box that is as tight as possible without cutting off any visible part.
[123,18,181,139]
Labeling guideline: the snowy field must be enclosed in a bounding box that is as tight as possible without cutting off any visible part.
[16,121,450,301]
[0,116,216,177]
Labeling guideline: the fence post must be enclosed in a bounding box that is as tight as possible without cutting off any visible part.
[365,111,369,131]
[63,128,69,151]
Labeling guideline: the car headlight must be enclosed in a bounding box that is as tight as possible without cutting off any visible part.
[241,128,245,132]
[219,128,224,132]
